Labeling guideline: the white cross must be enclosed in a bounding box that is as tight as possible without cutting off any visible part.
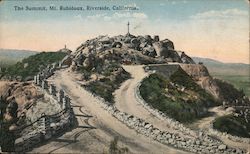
[127,22,130,34]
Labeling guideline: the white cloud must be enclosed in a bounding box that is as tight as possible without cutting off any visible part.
[132,13,148,19]
[190,8,248,20]
[124,3,138,8]
[161,0,188,6]
[86,13,107,20]
[74,14,83,20]
[86,12,148,21]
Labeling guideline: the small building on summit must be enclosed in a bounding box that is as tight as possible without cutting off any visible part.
[58,45,72,54]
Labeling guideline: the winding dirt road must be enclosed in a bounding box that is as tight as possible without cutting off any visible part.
[32,68,187,153]
[31,65,249,153]
[114,65,196,138]
[115,65,250,152]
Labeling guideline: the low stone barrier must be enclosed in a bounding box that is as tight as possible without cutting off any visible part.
[77,84,246,154]
[135,80,197,137]
[28,61,247,153]
[135,70,249,153]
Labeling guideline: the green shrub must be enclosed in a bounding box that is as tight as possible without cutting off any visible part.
[213,115,250,138]
[171,68,218,106]
[2,52,67,81]
[140,73,217,123]
[214,78,245,102]
[87,80,114,103]
[84,65,130,104]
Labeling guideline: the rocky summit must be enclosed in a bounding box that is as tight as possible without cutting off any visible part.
[1,33,249,154]
[63,34,195,71]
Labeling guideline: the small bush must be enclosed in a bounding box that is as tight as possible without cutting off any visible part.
[213,115,250,138]
[109,136,129,154]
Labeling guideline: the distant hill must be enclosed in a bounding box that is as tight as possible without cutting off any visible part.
[192,57,250,76]
[0,52,67,81]
[0,49,38,67]
[193,57,250,97]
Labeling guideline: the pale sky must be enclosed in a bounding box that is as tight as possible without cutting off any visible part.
[0,0,249,63]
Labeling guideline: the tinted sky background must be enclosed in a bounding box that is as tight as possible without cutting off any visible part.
[0,0,249,63]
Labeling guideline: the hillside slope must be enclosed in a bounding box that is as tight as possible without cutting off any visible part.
[193,57,250,97]
[0,49,37,67]
[0,52,67,81]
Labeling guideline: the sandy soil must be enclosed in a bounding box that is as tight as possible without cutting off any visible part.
[31,68,187,154]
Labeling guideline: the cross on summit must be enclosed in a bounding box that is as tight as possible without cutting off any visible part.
[127,21,130,34]
[126,21,133,37]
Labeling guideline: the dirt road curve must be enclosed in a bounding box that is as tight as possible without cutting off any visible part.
[190,106,250,151]
[115,65,250,152]
[32,68,187,153]
[114,65,195,137]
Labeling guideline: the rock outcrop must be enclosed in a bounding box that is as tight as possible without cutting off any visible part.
[180,52,195,64]
[180,64,210,79]
[72,34,195,69]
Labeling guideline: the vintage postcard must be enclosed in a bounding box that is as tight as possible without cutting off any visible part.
[0,0,249,153]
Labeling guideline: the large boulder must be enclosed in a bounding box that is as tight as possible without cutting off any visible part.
[180,52,195,64]
[83,53,95,68]
[179,64,210,78]
[153,35,160,42]
[98,36,113,44]
[124,37,132,44]
[144,35,153,45]
[130,38,140,49]
[218,144,227,150]
[74,53,86,66]
[153,41,174,55]
[162,39,174,50]
[153,41,181,62]
[142,45,157,57]
[61,55,73,66]
[112,42,122,48]
[153,41,166,57]
[6,97,18,118]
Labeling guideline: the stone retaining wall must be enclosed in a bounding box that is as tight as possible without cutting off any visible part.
[135,80,197,137]
[145,64,180,78]
[77,84,245,154]
[141,66,249,152]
